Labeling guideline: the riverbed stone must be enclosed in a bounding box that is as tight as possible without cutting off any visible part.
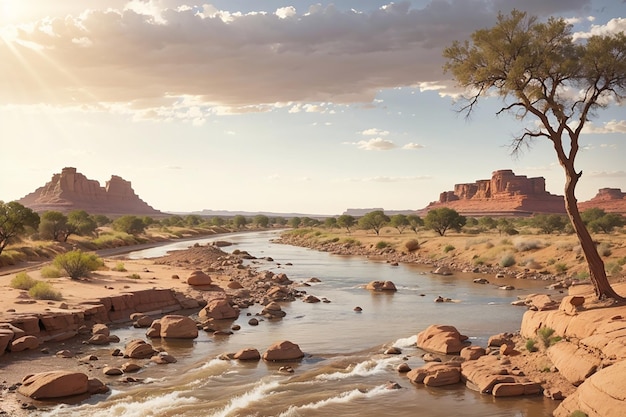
[416,324,469,354]
[262,340,304,361]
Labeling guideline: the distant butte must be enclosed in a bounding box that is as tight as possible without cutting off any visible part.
[417,169,626,216]
[18,167,162,216]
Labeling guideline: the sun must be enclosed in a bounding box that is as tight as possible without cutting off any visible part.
[0,0,24,24]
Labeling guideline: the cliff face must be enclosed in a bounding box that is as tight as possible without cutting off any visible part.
[18,167,162,216]
[420,170,566,216]
[578,188,626,215]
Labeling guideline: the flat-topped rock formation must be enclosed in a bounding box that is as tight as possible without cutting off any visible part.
[578,188,626,215]
[419,170,566,216]
[18,167,162,216]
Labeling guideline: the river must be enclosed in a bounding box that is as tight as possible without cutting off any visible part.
[43,230,559,417]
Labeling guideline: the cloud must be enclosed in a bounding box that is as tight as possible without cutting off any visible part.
[402,142,424,150]
[353,137,396,151]
[583,120,626,134]
[0,0,602,116]
[361,128,389,136]
[587,170,626,178]
[573,17,626,40]
[339,175,431,183]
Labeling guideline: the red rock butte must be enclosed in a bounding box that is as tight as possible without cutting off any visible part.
[18,167,162,216]
[418,169,626,216]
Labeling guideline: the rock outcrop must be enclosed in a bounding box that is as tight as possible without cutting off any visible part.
[18,371,108,399]
[578,188,626,215]
[420,169,566,216]
[18,167,162,215]
[416,324,470,354]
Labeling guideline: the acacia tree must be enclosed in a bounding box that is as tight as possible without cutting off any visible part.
[0,201,39,255]
[424,208,465,236]
[443,10,626,300]
[358,210,390,236]
[337,214,355,234]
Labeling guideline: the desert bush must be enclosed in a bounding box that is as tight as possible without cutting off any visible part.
[405,239,420,252]
[525,339,537,352]
[127,273,141,279]
[473,257,486,266]
[112,262,127,272]
[569,411,588,417]
[443,244,455,253]
[500,254,516,267]
[53,250,104,280]
[376,241,390,249]
[554,263,568,273]
[572,270,590,281]
[40,265,62,278]
[342,238,361,247]
[10,272,38,290]
[500,238,512,246]
[28,281,62,301]
[597,243,612,257]
[485,241,494,249]
[514,239,542,252]
[606,262,622,276]
[537,327,561,348]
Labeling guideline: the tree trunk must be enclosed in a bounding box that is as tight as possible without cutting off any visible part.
[563,168,623,301]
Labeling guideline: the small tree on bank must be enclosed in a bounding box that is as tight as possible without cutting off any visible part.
[53,250,103,280]
[424,208,465,236]
[0,201,39,255]
[358,210,390,236]
[443,10,626,300]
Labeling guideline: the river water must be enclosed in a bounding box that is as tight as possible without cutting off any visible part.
[43,231,559,417]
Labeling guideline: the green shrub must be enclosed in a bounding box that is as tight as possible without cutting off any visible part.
[29,281,62,301]
[376,241,390,249]
[554,263,568,273]
[127,273,141,279]
[606,262,622,276]
[573,270,590,281]
[569,411,588,417]
[443,245,455,253]
[473,257,486,266]
[525,339,537,352]
[10,272,38,290]
[40,265,62,278]
[53,250,104,280]
[537,327,561,348]
[500,254,516,267]
[112,262,127,272]
[405,239,420,252]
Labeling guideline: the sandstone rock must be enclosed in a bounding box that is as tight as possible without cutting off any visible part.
[103,366,123,376]
[151,352,177,364]
[124,339,157,359]
[87,333,111,345]
[11,335,39,352]
[146,321,161,338]
[487,333,515,347]
[432,267,453,276]
[199,298,240,320]
[554,359,626,417]
[406,362,461,387]
[159,315,198,339]
[18,371,89,399]
[121,362,142,373]
[461,346,486,361]
[461,354,541,396]
[0,329,14,355]
[303,295,321,303]
[133,314,154,328]
[187,270,212,286]
[422,353,442,362]
[397,363,411,373]
[233,348,261,361]
[262,340,304,361]
[365,281,397,291]
[261,302,286,319]
[18,167,162,215]
[525,294,558,311]
[547,341,600,386]
[559,295,585,316]
[416,324,469,354]
[92,323,110,337]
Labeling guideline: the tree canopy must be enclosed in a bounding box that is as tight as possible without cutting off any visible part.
[0,201,39,255]
[443,10,626,300]
[337,214,356,234]
[424,208,465,236]
[358,210,390,236]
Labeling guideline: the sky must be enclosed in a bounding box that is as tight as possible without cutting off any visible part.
[0,0,625,216]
